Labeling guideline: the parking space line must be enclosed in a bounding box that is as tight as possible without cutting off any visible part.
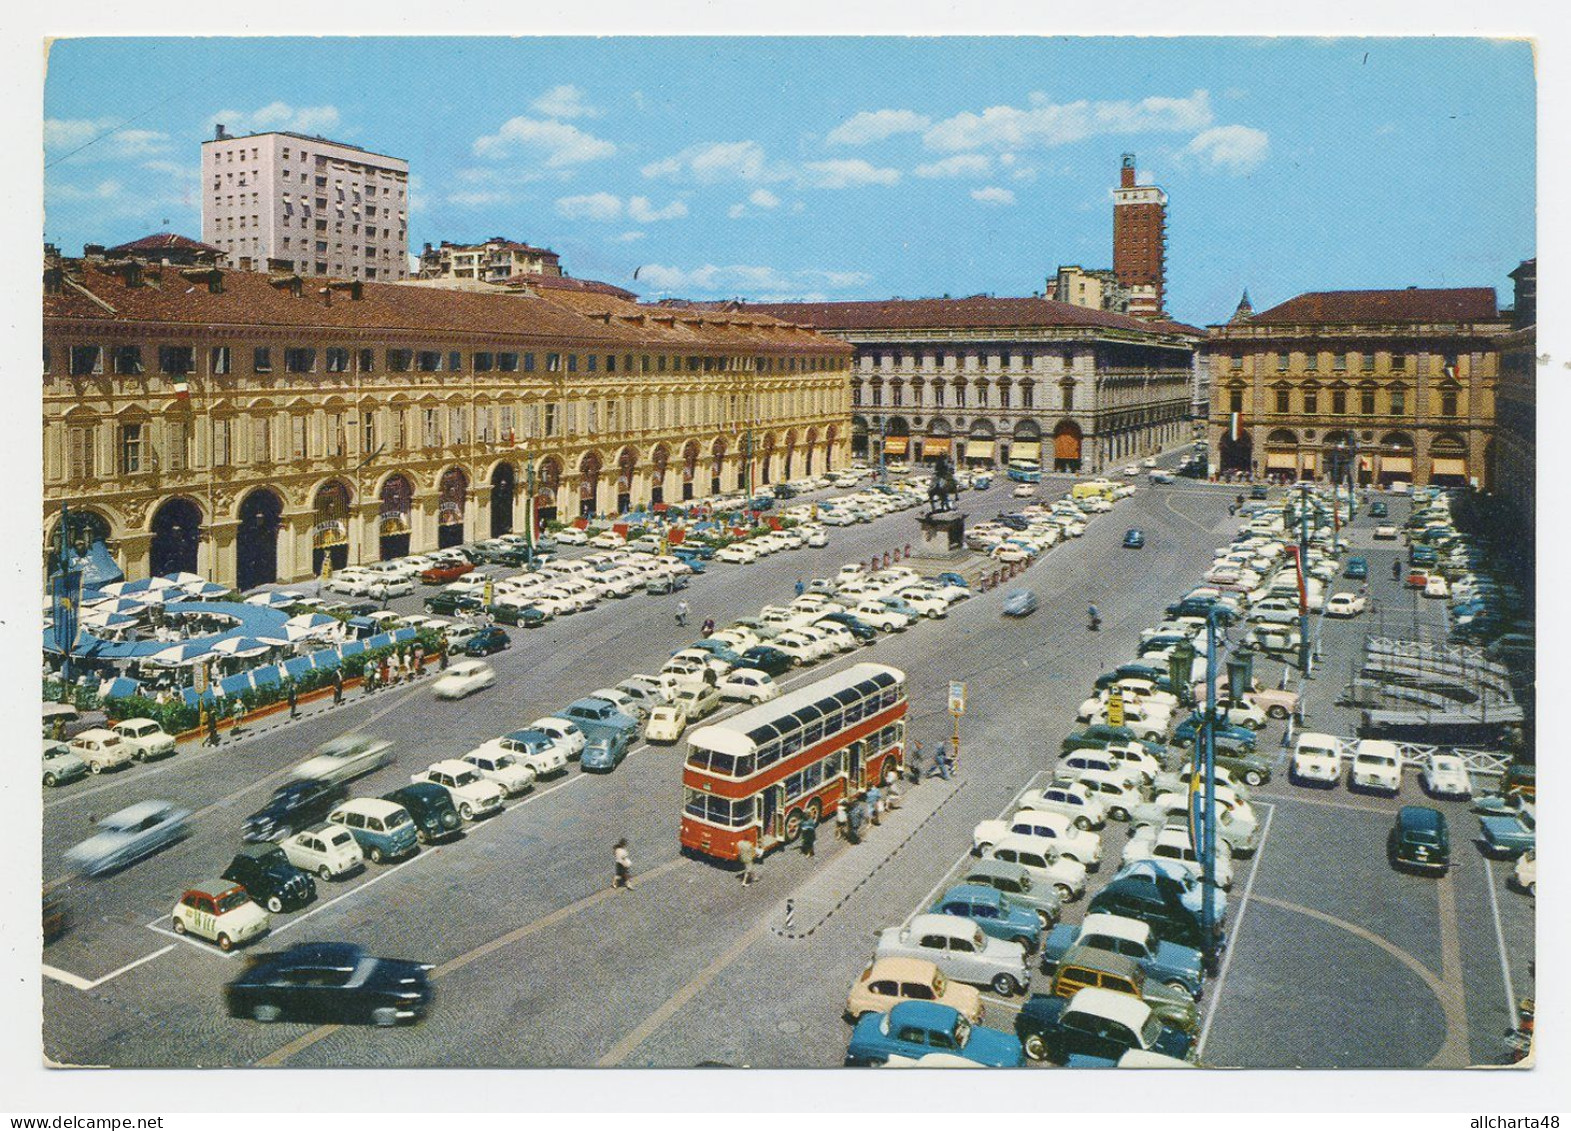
[1481,856,1521,1029]
[43,944,179,992]
[1432,869,1472,1066]
[270,845,443,939]
[1195,800,1273,1060]
[1260,790,1392,817]
[145,921,244,960]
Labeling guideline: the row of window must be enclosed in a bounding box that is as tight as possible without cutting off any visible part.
[1230,350,1463,374]
[1228,385,1461,418]
[863,350,1077,372]
[685,684,905,779]
[53,343,842,380]
[854,380,1063,411]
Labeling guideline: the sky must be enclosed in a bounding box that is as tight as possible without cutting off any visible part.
[42,36,1535,326]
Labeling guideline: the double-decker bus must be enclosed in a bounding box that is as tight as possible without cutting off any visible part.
[1006,458,1043,483]
[680,663,907,861]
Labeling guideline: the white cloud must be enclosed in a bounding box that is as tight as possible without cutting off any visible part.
[628,195,688,222]
[611,231,645,243]
[139,159,199,181]
[749,188,781,209]
[1177,125,1270,174]
[209,102,342,136]
[634,263,871,297]
[448,190,510,207]
[44,118,172,161]
[474,117,616,166]
[826,109,932,146]
[531,84,600,119]
[914,154,991,179]
[799,159,901,189]
[556,192,625,221]
[556,193,687,222]
[48,179,124,201]
[727,203,747,219]
[970,186,1016,206]
[924,89,1214,152]
[641,140,789,184]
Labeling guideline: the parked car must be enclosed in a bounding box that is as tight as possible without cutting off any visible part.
[67,728,135,775]
[846,957,983,1024]
[171,880,271,952]
[928,884,1043,954]
[280,823,365,880]
[973,810,1103,869]
[1389,805,1451,874]
[643,703,690,744]
[1087,878,1210,953]
[222,841,317,913]
[1014,781,1108,830]
[461,747,542,795]
[845,1001,1024,1067]
[225,942,433,1026]
[326,798,419,864]
[1344,556,1369,580]
[716,668,780,704]
[432,659,496,700]
[1479,800,1536,859]
[529,717,586,760]
[1039,912,1204,999]
[1290,732,1343,788]
[875,914,1033,996]
[424,590,484,616]
[1015,986,1194,1064]
[412,760,505,820]
[982,834,1088,903]
[487,602,546,628]
[1421,754,1473,800]
[381,782,465,844]
[64,799,192,876]
[460,625,510,657]
[558,697,639,745]
[1325,592,1367,618]
[1049,945,1198,1034]
[1349,739,1403,795]
[111,718,177,762]
[41,741,89,788]
[420,561,475,585]
[581,729,633,773]
[291,735,394,786]
[961,858,1063,929]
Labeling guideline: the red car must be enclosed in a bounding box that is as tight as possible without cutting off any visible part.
[421,561,476,585]
[1405,568,1430,589]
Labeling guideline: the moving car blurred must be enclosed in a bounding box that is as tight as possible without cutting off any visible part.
[432,659,496,700]
[65,800,192,876]
[1002,590,1039,618]
[225,942,433,1026]
[291,735,394,786]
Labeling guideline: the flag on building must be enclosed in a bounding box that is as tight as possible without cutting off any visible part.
[1229,413,1241,441]
[172,375,190,401]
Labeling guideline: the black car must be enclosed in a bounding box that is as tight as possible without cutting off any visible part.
[815,612,879,642]
[1015,992,1193,1065]
[486,602,545,628]
[222,842,317,914]
[1389,805,1450,874]
[772,484,798,499]
[424,591,483,616]
[1250,484,1268,499]
[224,942,433,1027]
[243,779,349,843]
[997,515,1032,531]
[382,783,463,844]
[1164,596,1235,624]
[740,645,796,677]
[1368,500,1389,518]
[463,625,511,656]
[1088,878,1211,952]
[1093,664,1183,698]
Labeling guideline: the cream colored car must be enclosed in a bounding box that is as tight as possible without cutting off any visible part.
[847,956,983,1023]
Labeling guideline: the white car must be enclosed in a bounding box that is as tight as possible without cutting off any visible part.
[894,590,949,618]
[1373,524,1399,540]
[589,530,626,550]
[1291,732,1343,787]
[111,718,177,762]
[805,528,829,548]
[717,668,780,703]
[365,576,415,600]
[553,527,589,545]
[773,630,835,664]
[461,750,539,796]
[972,809,1104,868]
[1421,754,1473,800]
[714,544,758,564]
[281,823,365,880]
[983,834,1088,903]
[1349,739,1403,795]
[1424,575,1451,599]
[1325,593,1367,618]
[616,677,673,713]
[590,687,649,722]
[643,703,690,744]
[852,602,912,631]
[290,735,393,785]
[412,760,505,820]
[1012,484,1036,498]
[432,659,496,700]
[531,717,587,760]
[1122,825,1235,890]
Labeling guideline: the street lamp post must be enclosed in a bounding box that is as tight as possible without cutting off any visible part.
[1296,483,1312,676]
[1199,604,1229,972]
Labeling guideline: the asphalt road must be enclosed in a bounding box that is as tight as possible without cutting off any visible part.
[41,463,1533,1070]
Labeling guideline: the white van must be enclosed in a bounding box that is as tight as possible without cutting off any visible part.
[1350,739,1403,794]
[1291,732,1343,786]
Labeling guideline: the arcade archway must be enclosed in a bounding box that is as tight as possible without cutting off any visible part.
[311,481,352,576]
[236,489,283,591]
[149,497,202,578]
[378,475,414,561]
[490,463,517,537]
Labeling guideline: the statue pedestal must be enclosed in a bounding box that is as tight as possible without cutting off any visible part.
[912,511,967,563]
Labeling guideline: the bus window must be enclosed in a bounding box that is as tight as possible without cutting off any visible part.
[804,720,825,745]
[822,751,842,778]
[882,688,898,709]
[821,709,842,734]
[757,742,781,771]
[686,749,709,771]
[786,770,805,798]
[734,752,755,777]
[684,789,708,819]
[705,795,732,825]
[781,728,803,756]
[708,750,736,776]
[845,699,864,723]
[803,761,823,791]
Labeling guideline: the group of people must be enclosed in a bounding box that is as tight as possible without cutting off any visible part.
[361,643,435,694]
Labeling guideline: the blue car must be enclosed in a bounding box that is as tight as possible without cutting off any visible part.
[936,572,970,592]
[845,1001,1024,1067]
[580,730,633,773]
[1172,712,1257,750]
[559,697,639,745]
[681,639,746,667]
[1123,529,1146,549]
[1039,911,1205,999]
[1345,556,1369,580]
[1002,589,1039,617]
[930,884,1042,953]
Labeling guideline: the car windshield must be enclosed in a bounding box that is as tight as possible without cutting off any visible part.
[492,755,517,770]
[953,1017,971,1048]
[217,890,250,914]
[452,770,482,787]
[1140,1015,1164,1048]
[384,808,411,829]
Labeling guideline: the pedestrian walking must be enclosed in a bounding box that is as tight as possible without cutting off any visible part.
[438,641,450,671]
[413,644,425,676]
[834,804,849,841]
[794,577,805,597]
[884,768,903,810]
[52,716,66,742]
[736,837,757,885]
[701,617,715,638]
[612,838,633,890]
[230,697,246,736]
[846,800,864,845]
[332,670,344,705]
[1392,559,1403,582]
[800,812,817,857]
[906,740,925,784]
[286,679,299,720]
[929,741,953,780]
[866,782,883,826]
[676,600,690,628]
[204,707,220,747]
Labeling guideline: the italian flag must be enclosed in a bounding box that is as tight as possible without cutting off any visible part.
[172,375,190,401]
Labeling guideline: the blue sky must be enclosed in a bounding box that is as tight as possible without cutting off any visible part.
[43,37,1534,325]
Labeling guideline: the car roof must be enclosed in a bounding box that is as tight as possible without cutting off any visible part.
[1067,986,1153,1029]
[73,727,119,741]
[1080,913,1151,945]
[886,999,961,1028]
[337,798,405,817]
[907,913,976,937]
[941,883,1004,905]
[105,799,175,823]
[186,878,246,899]
[866,956,942,982]
[1061,944,1143,979]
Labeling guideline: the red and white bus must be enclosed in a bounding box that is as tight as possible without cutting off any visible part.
[680,662,908,861]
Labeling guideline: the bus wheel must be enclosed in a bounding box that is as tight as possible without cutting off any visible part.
[783,808,803,842]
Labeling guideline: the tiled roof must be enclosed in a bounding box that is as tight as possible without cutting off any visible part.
[741,296,1202,337]
[43,259,847,356]
[502,273,638,300]
[106,232,225,256]
[1247,287,1500,325]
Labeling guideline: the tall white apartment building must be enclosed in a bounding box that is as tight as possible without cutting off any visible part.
[201,126,410,280]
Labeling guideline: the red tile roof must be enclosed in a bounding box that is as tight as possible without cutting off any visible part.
[44,259,847,356]
[1248,287,1500,325]
[501,273,638,300]
[106,232,225,256]
[740,296,1202,337]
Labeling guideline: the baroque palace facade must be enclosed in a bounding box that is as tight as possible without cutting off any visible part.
[743,297,1200,473]
[1204,286,1511,487]
[43,249,851,590]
